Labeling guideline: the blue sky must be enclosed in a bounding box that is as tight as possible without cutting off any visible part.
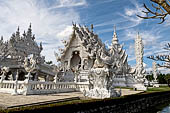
[0,0,169,73]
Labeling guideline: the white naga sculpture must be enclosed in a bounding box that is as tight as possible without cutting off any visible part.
[85,47,121,99]
[134,33,146,90]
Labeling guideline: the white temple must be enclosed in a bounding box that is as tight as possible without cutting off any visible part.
[0,23,147,99]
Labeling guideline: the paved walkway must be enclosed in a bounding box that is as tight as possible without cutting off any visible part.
[0,89,143,108]
[115,88,143,96]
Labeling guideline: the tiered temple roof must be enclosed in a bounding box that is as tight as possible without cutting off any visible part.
[0,24,55,79]
[58,24,108,61]
[109,26,129,74]
[0,24,43,62]
[57,23,130,74]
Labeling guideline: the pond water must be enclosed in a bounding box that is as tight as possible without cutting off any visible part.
[158,105,170,113]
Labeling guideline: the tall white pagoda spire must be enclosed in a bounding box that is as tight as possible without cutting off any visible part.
[112,25,118,45]
[135,32,144,71]
[135,32,145,79]
[134,32,147,91]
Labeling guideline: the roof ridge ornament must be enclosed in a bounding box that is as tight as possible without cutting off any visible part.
[16,26,20,37]
[91,24,93,33]
[112,25,118,45]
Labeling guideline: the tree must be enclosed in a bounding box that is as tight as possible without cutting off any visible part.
[137,0,170,69]
[164,73,170,83]
[145,74,154,81]
[147,43,170,69]
[157,73,167,84]
[137,0,170,24]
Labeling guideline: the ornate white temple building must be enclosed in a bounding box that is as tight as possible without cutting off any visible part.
[0,23,146,98]
[0,24,56,81]
[55,24,147,91]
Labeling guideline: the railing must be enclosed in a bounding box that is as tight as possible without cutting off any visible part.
[0,80,89,95]
[0,81,25,94]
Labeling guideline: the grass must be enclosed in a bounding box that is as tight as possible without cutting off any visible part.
[114,86,133,90]
[146,86,170,92]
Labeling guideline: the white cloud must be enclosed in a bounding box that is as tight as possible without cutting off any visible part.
[143,62,147,68]
[119,0,145,26]
[48,0,87,9]
[158,68,170,74]
[57,26,73,39]
[96,0,145,34]
[0,0,85,64]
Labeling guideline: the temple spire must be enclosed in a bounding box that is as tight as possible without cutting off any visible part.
[135,32,145,80]
[27,23,32,38]
[23,30,26,37]
[91,24,93,33]
[112,25,118,45]
[16,26,20,37]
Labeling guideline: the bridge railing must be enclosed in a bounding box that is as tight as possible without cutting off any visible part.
[0,80,89,95]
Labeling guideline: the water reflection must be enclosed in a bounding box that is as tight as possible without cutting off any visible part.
[159,105,170,113]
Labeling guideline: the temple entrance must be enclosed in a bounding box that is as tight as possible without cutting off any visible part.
[18,71,26,81]
[70,51,81,71]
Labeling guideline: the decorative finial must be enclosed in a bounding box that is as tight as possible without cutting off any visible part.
[27,23,32,38]
[91,24,93,33]
[40,42,43,51]
[114,25,116,33]
[23,30,26,37]
[29,23,32,29]
[72,21,77,30]
[16,26,20,37]
[112,25,118,45]
[17,26,20,32]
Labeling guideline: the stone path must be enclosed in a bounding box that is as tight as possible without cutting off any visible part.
[0,89,143,108]
[115,88,143,96]
[0,92,84,108]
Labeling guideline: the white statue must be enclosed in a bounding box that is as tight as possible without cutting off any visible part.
[0,67,9,83]
[85,52,121,99]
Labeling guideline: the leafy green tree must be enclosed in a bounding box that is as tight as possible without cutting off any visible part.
[164,74,170,83]
[145,74,154,81]
[157,73,167,84]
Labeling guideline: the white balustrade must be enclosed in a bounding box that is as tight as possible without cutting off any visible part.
[0,80,25,94]
[0,80,89,95]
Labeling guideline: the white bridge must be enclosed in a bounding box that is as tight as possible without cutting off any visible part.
[0,80,89,95]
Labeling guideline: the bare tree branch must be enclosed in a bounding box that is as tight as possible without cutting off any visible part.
[164,43,170,50]
[147,43,170,69]
[137,0,170,24]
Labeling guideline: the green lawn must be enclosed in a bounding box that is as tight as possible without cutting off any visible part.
[146,86,170,92]
[114,86,133,90]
